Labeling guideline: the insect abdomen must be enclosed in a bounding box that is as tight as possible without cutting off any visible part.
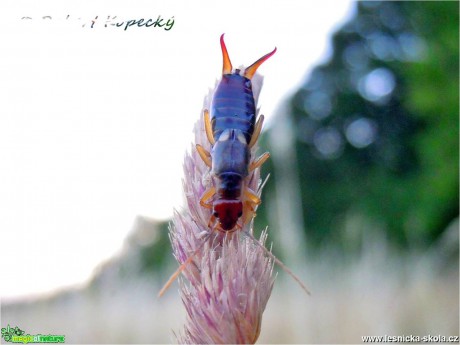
[211,74,256,144]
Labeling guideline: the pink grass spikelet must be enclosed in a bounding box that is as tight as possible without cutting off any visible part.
[164,61,276,343]
[155,35,311,343]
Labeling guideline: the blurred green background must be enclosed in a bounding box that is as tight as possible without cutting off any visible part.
[148,0,459,271]
[257,0,459,254]
[3,1,458,343]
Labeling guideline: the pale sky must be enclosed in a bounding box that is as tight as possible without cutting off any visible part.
[0,0,354,300]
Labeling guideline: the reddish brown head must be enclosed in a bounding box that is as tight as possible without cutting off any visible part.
[213,199,243,231]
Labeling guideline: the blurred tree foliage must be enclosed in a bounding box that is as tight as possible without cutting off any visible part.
[258,1,459,252]
[126,2,458,277]
[138,220,171,273]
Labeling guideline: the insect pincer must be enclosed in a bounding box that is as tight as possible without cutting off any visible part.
[220,33,277,78]
[220,33,233,74]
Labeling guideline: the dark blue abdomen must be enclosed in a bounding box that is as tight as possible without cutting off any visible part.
[211,74,256,143]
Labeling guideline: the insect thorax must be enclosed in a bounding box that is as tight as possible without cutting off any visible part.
[211,129,250,180]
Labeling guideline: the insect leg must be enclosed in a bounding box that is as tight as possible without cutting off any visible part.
[244,188,261,206]
[204,109,215,145]
[196,144,212,168]
[249,152,270,172]
[207,213,217,228]
[199,186,216,208]
[248,115,265,148]
[241,187,262,225]
[242,200,257,225]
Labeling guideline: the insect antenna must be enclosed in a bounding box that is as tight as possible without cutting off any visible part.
[158,230,214,297]
[243,229,311,296]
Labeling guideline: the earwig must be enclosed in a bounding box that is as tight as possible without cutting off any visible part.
[196,34,276,231]
[158,35,311,297]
